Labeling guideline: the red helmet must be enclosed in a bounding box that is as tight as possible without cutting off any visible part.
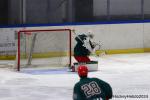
[77,66,88,77]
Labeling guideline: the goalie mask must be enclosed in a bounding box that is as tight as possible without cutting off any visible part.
[87,31,94,39]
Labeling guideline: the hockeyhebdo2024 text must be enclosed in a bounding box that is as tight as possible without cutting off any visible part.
[113,94,148,99]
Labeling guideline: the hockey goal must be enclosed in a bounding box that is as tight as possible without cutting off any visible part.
[15,29,72,71]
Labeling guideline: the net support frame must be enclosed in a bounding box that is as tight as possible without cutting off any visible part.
[17,29,72,71]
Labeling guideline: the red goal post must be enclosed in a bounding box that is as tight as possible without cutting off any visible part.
[16,29,72,71]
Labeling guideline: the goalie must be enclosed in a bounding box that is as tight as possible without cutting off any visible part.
[74,31,96,63]
[71,30,101,71]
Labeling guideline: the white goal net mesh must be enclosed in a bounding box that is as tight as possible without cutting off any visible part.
[16,29,72,71]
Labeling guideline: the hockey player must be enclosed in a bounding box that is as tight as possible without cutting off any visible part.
[74,32,95,63]
[73,66,113,100]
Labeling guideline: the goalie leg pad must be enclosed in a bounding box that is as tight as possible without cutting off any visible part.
[73,61,98,72]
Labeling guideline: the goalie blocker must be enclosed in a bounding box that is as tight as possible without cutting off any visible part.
[72,61,98,72]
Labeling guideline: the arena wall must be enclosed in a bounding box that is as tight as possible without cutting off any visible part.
[0,22,150,59]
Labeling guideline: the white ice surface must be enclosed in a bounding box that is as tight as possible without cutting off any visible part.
[0,53,150,100]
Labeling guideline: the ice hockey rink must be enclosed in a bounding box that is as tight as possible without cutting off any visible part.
[0,53,150,100]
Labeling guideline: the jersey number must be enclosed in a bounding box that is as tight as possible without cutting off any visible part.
[81,81,101,98]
